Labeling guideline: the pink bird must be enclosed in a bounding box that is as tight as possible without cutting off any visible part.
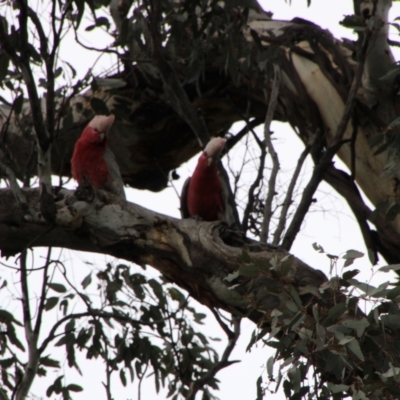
[71,115,126,199]
[181,137,230,222]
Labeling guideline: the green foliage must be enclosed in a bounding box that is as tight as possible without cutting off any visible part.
[239,248,400,400]
[113,0,281,93]
[0,259,222,399]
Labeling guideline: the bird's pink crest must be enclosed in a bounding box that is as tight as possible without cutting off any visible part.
[88,114,115,134]
[204,137,226,164]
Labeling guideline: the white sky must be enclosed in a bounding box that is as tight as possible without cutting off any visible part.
[2,1,400,399]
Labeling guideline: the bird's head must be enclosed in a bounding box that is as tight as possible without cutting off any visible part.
[203,137,226,166]
[82,114,115,143]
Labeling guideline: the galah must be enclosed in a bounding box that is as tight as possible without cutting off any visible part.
[71,114,126,199]
[181,137,235,224]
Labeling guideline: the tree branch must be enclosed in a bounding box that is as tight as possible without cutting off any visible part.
[272,134,314,246]
[186,316,241,400]
[241,137,267,235]
[38,309,163,356]
[140,7,210,148]
[261,64,281,243]
[103,342,113,400]
[1,1,56,222]
[33,248,51,335]
[0,161,28,208]
[0,187,326,326]
[0,388,8,400]
[282,29,371,251]
[323,164,400,263]
[15,250,39,400]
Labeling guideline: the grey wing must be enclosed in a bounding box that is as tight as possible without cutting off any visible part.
[180,177,191,218]
[218,163,242,230]
[104,147,126,199]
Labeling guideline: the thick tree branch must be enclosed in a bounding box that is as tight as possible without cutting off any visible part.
[324,165,400,263]
[1,187,400,393]
[0,187,326,326]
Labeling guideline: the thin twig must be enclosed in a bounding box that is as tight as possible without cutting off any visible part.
[225,94,265,148]
[138,363,149,400]
[140,7,210,148]
[38,310,157,355]
[15,250,39,400]
[242,139,267,234]
[210,308,234,338]
[272,135,314,246]
[166,307,184,380]
[0,162,28,207]
[103,342,113,400]
[0,388,8,400]
[186,316,241,400]
[20,249,32,342]
[261,64,281,243]
[350,115,358,180]
[33,247,51,335]
[58,261,92,310]
[225,116,265,153]
[282,29,371,251]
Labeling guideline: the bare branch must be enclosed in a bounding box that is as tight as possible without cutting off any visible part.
[272,135,314,246]
[186,316,241,400]
[103,343,113,400]
[0,388,9,400]
[261,64,281,243]
[33,248,51,335]
[15,250,39,400]
[225,117,264,152]
[137,363,149,400]
[26,6,48,59]
[1,1,55,222]
[210,308,234,339]
[0,161,28,207]
[323,165,389,264]
[140,9,210,148]
[282,29,371,251]
[242,140,267,235]
[20,249,32,342]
